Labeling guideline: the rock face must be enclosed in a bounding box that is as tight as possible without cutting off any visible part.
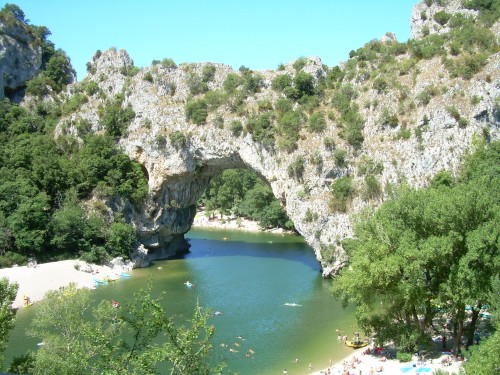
[0,18,42,101]
[410,0,478,39]
[58,1,499,275]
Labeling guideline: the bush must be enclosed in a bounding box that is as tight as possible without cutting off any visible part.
[329,176,354,212]
[143,72,153,83]
[230,120,243,136]
[293,57,307,71]
[333,149,348,168]
[287,156,305,180]
[185,99,208,124]
[272,74,292,92]
[308,112,326,133]
[223,73,242,93]
[169,131,187,149]
[379,108,399,127]
[396,352,412,363]
[434,10,452,26]
[100,95,135,138]
[363,175,381,199]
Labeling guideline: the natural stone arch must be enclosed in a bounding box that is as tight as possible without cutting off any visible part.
[62,47,499,275]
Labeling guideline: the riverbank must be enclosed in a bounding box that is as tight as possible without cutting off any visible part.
[192,210,291,234]
[0,259,131,309]
[310,344,462,375]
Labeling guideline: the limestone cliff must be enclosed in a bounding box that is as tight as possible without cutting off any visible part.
[54,0,499,275]
[0,14,42,101]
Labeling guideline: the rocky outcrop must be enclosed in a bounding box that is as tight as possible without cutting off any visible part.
[57,1,499,275]
[411,0,478,39]
[0,18,42,101]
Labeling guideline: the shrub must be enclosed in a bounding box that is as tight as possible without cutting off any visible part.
[230,120,243,136]
[287,156,305,180]
[169,131,187,149]
[272,74,293,92]
[329,176,354,212]
[379,108,399,127]
[201,65,216,82]
[308,112,326,133]
[100,95,135,138]
[204,90,226,110]
[363,175,381,199]
[357,156,383,175]
[410,35,445,59]
[447,106,461,121]
[445,53,488,79]
[293,57,307,71]
[186,73,208,95]
[293,71,315,98]
[396,352,412,363]
[324,137,335,151]
[373,77,388,93]
[223,73,242,93]
[185,99,208,124]
[333,149,348,168]
[160,58,176,68]
[434,10,452,26]
[143,72,153,83]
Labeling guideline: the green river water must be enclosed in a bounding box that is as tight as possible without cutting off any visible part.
[5,228,359,374]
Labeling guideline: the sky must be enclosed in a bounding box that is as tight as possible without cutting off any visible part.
[2,0,418,80]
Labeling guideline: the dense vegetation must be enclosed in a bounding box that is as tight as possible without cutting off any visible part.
[333,140,499,363]
[200,169,294,231]
[0,4,147,267]
[5,283,226,374]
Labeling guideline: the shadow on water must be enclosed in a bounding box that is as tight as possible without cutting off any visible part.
[184,228,321,272]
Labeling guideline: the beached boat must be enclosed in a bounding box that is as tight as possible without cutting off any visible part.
[345,340,368,348]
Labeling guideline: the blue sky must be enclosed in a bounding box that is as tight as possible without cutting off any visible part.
[2,1,418,80]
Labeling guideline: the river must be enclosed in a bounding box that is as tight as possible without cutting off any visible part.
[5,228,359,374]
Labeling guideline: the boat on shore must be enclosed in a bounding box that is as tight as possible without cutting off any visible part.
[345,340,368,348]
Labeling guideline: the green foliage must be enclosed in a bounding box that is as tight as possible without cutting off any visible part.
[434,10,452,26]
[0,278,18,368]
[287,156,305,180]
[169,131,187,149]
[201,64,216,83]
[200,169,293,230]
[363,175,381,199]
[379,107,399,127]
[396,352,413,363]
[223,73,243,94]
[99,94,135,138]
[329,176,354,212]
[333,149,348,168]
[186,72,208,95]
[185,98,208,124]
[293,57,307,71]
[332,85,364,148]
[23,283,226,374]
[410,34,445,59]
[445,53,488,79]
[372,77,388,93]
[357,156,383,176]
[204,90,227,110]
[272,74,293,92]
[308,112,327,133]
[333,142,499,353]
[246,112,275,149]
[143,72,153,83]
[229,120,243,136]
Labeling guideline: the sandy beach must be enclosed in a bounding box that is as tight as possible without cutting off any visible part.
[0,259,130,309]
[192,210,289,234]
[309,344,462,375]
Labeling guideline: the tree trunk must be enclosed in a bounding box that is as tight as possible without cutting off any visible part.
[465,302,482,348]
[453,306,465,356]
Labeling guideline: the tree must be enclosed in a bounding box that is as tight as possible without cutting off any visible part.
[0,278,18,368]
[23,283,226,374]
[332,142,499,354]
